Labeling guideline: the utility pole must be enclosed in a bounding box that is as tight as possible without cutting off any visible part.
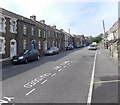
[68,28,70,34]
[102,20,107,49]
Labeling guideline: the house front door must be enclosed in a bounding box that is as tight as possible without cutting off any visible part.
[10,39,17,58]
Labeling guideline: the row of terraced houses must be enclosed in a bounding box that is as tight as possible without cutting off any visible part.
[0,8,91,64]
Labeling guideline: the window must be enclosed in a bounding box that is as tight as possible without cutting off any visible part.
[39,41,41,49]
[48,31,51,37]
[23,25,27,35]
[23,40,27,49]
[38,29,41,37]
[43,30,46,38]
[55,33,57,38]
[31,27,34,36]
[10,19,17,33]
[0,17,6,32]
[0,37,5,54]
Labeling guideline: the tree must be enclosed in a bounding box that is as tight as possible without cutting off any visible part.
[90,34,103,43]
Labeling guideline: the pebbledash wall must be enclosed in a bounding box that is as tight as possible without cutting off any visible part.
[0,8,75,64]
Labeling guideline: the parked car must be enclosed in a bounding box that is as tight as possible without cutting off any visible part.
[12,49,40,64]
[66,44,74,50]
[88,44,97,50]
[76,44,84,48]
[44,47,59,55]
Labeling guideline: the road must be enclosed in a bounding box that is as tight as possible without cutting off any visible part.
[1,47,97,103]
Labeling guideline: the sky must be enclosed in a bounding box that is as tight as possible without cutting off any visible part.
[0,0,119,36]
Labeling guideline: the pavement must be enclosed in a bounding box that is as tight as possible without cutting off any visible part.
[92,47,119,104]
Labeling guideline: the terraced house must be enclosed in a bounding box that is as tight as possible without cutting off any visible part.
[0,8,72,64]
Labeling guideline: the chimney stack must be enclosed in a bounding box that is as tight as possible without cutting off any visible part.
[40,20,45,24]
[30,15,36,21]
[52,24,56,29]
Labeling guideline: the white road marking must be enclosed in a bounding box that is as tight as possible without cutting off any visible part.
[41,80,47,84]
[58,69,62,72]
[99,52,100,54]
[3,97,14,101]
[63,66,66,68]
[0,100,8,104]
[26,88,35,96]
[94,79,120,84]
[51,73,56,77]
[24,73,51,88]
[87,52,97,105]
[53,66,61,70]
[0,96,15,104]
[48,73,51,76]
[67,63,70,65]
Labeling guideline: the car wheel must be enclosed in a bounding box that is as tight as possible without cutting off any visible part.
[37,55,40,60]
[25,58,28,64]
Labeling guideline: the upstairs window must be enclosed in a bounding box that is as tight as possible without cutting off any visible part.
[10,19,17,33]
[31,27,34,36]
[23,25,27,35]
[43,30,46,38]
[0,17,6,33]
[48,31,51,37]
[38,29,41,37]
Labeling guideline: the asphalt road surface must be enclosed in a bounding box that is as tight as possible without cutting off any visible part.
[1,47,98,103]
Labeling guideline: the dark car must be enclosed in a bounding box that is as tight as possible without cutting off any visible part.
[76,44,84,48]
[12,49,40,64]
[66,44,74,50]
[44,47,59,55]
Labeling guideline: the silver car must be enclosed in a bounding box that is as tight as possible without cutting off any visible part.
[45,47,59,55]
[88,44,97,50]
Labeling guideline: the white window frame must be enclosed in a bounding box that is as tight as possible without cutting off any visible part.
[0,37,5,54]
[23,25,27,35]
[0,16,6,33]
[39,41,41,49]
[38,29,41,37]
[10,18,17,33]
[44,30,46,38]
[31,27,34,36]
[23,40,27,49]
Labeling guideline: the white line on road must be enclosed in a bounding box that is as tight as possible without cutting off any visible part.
[41,80,47,84]
[26,88,35,96]
[67,63,70,65]
[94,79,120,84]
[58,69,62,72]
[63,66,66,68]
[87,52,97,105]
[51,73,56,77]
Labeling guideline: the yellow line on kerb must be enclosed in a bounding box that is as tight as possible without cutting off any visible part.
[94,80,120,84]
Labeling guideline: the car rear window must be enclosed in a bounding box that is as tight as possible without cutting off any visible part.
[90,44,97,47]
